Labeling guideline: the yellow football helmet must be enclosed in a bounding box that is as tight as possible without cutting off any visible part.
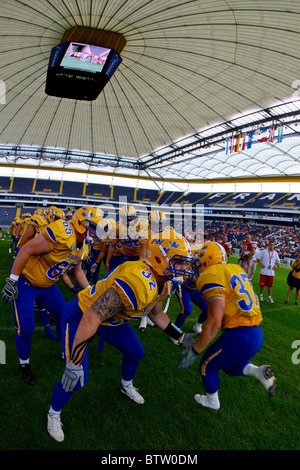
[149,210,166,233]
[194,241,227,274]
[71,206,103,241]
[47,206,65,223]
[120,204,136,226]
[96,217,116,240]
[34,209,45,217]
[146,229,194,285]
[65,210,73,220]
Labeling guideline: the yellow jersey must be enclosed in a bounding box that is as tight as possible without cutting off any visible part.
[117,218,148,257]
[22,219,89,289]
[196,263,262,329]
[18,214,48,247]
[11,221,17,236]
[78,260,170,326]
[17,218,27,238]
[91,238,106,252]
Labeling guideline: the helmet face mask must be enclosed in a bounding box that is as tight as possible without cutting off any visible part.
[150,210,166,234]
[71,206,103,243]
[146,230,194,285]
[120,204,136,227]
[164,254,194,285]
[96,218,116,240]
[194,241,227,274]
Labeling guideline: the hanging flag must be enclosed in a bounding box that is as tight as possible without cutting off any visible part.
[277,124,283,143]
[261,127,268,142]
[225,137,230,154]
[241,134,246,150]
[269,125,275,142]
[230,135,235,153]
[235,134,241,152]
[247,131,254,149]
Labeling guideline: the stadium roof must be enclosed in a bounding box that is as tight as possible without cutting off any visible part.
[0,0,300,183]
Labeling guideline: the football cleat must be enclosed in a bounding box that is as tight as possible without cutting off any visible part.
[139,316,148,332]
[147,316,154,327]
[120,383,145,404]
[192,322,203,334]
[194,394,220,410]
[20,363,35,385]
[267,297,274,303]
[257,365,277,396]
[47,413,64,442]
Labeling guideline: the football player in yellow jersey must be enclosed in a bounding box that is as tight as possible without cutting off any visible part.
[178,241,277,411]
[1,206,102,386]
[16,208,59,341]
[86,218,116,283]
[47,230,196,442]
[139,210,167,331]
[9,217,18,255]
[17,209,49,248]
[105,205,148,271]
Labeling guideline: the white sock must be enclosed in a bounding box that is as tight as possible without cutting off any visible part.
[49,406,61,416]
[121,379,132,387]
[243,363,259,378]
[206,391,219,404]
[19,358,29,365]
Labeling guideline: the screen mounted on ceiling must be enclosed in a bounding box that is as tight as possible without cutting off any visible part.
[60,42,111,73]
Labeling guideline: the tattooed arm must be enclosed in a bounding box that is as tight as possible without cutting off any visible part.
[70,287,124,366]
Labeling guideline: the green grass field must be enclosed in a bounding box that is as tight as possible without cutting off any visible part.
[0,240,299,451]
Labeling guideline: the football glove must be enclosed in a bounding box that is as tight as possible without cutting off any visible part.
[90,263,98,274]
[61,361,84,392]
[178,332,198,348]
[1,277,18,303]
[177,347,199,370]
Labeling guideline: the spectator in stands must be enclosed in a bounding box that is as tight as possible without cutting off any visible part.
[286,252,300,305]
[256,240,280,303]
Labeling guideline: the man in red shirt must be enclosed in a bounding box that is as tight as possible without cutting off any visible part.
[220,234,232,256]
[238,233,257,277]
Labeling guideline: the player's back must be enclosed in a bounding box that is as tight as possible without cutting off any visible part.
[197,263,262,329]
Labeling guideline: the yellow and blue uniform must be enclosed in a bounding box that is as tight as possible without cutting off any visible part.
[13,219,89,361]
[17,212,57,340]
[196,263,263,394]
[50,260,170,411]
[9,219,18,253]
[118,218,148,262]
[17,213,48,248]
[84,237,107,284]
[22,219,88,288]
[109,239,122,270]
[172,281,207,329]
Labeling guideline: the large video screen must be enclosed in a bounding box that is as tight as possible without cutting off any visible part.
[60,42,111,73]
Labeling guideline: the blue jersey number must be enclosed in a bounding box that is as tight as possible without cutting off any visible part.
[230,272,257,312]
[141,269,156,292]
[46,260,76,280]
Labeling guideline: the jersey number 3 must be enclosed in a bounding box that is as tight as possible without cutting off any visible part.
[230,272,258,312]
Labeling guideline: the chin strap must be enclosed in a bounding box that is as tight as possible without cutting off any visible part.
[81,239,86,260]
